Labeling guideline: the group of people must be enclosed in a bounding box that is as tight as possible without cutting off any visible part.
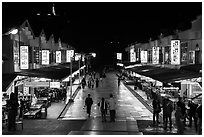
[81,71,105,90]
[84,94,116,122]
[152,95,202,134]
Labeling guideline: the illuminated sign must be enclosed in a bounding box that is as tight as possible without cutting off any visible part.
[20,46,29,69]
[152,47,159,64]
[56,51,61,63]
[171,40,180,65]
[82,55,85,62]
[130,48,136,62]
[50,82,60,88]
[75,53,81,61]
[117,53,122,60]
[23,87,29,95]
[42,50,49,65]
[141,50,148,63]
[24,82,50,87]
[66,50,74,62]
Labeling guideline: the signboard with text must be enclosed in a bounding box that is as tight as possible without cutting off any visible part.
[20,46,29,69]
[117,53,122,60]
[50,82,60,89]
[171,40,180,65]
[141,50,148,63]
[130,48,136,62]
[56,51,61,63]
[152,47,159,64]
[42,50,50,65]
[66,50,74,62]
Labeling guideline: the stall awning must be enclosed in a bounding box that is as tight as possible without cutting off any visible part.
[128,65,202,83]
[15,62,81,80]
[2,73,17,91]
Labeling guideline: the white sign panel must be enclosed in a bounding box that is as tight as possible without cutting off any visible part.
[82,55,85,62]
[42,50,50,65]
[20,46,29,69]
[66,50,74,62]
[75,53,81,61]
[24,82,50,87]
[152,47,159,64]
[50,82,60,88]
[141,50,148,63]
[56,51,61,63]
[130,48,136,62]
[23,87,29,95]
[171,40,181,65]
[117,53,122,60]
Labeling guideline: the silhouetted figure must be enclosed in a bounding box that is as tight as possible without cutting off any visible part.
[177,97,186,126]
[152,95,161,125]
[81,77,86,89]
[175,106,184,134]
[118,77,121,87]
[196,102,202,135]
[7,93,19,131]
[188,100,198,131]
[98,97,108,122]
[85,94,93,117]
[95,78,99,88]
[163,98,173,130]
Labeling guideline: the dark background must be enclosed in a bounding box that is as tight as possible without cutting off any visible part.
[2,2,202,67]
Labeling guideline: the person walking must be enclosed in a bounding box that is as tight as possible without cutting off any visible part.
[7,93,19,131]
[85,94,93,118]
[95,78,99,88]
[98,97,108,122]
[163,98,173,130]
[118,77,121,87]
[108,94,116,122]
[152,95,161,125]
[81,77,86,89]
[175,106,184,134]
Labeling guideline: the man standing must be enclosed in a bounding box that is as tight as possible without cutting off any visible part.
[85,94,93,117]
[163,98,173,130]
[152,95,161,125]
[108,94,116,122]
[98,97,108,122]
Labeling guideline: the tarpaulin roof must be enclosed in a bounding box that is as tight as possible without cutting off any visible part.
[15,62,82,80]
[128,65,202,83]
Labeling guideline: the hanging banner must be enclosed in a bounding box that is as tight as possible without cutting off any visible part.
[42,50,50,65]
[66,50,74,62]
[50,82,61,89]
[20,46,29,69]
[141,50,148,63]
[152,47,159,64]
[171,40,180,65]
[130,47,136,62]
[117,53,122,60]
[56,51,61,63]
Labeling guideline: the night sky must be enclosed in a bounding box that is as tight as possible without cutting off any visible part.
[2,2,202,66]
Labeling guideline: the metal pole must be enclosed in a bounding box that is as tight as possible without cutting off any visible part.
[79,55,81,87]
[69,57,73,102]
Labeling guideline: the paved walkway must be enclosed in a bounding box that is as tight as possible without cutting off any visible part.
[59,72,154,134]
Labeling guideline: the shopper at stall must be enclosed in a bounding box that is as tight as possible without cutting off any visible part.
[177,97,186,127]
[6,93,19,131]
[175,106,184,134]
[152,95,161,125]
[85,94,93,117]
[108,94,116,122]
[163,98,173,130]
[196,100,202,135]
[98,97,108,122]
[188,100,198,130]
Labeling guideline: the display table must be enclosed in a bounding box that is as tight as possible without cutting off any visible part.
[24,104,43,119]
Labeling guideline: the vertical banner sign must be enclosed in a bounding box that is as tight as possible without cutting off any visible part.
[82,55,85,62]
[141,50,148,63]
[56,51,61,63]
[20,46,29,69]
[130,48,136,62]
[171,40,180,65]
[75,53,80,61]
[42,50,50,65]
[152,47,159,64]
[117,53,122,60]
[66,50,74,62]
